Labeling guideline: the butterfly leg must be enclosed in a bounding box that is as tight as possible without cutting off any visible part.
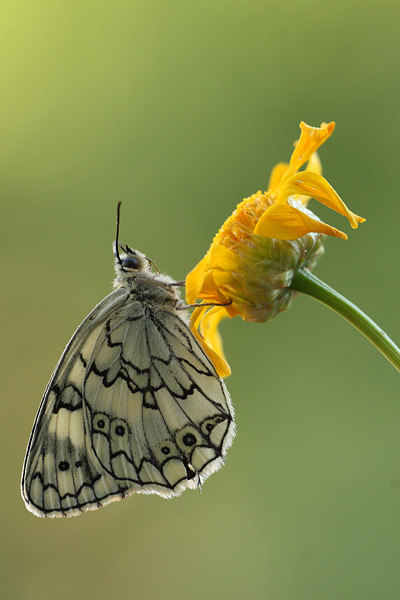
[175,299,232,310]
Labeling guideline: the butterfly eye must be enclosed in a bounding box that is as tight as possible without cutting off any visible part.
[121,256,140,270]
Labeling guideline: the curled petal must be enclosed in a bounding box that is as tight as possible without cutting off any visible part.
[253,202,348,240]
[188,246,241,302]
[198,270,227,303]
[196,246,242,314]
[199,306,228,356]
[279,171,365,229]
[286,121,335,178]
[294,151,324,205]
[190,306,231,377]
[190,326,231,377]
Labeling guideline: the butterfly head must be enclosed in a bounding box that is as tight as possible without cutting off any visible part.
[114,244,150,274]
[113,204,161,287]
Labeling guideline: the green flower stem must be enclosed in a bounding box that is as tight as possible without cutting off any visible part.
[291,268,400,373]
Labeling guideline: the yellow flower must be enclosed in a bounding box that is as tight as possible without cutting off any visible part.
[186,121,365,377]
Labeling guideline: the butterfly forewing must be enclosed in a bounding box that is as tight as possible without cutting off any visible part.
[22,257,235,518]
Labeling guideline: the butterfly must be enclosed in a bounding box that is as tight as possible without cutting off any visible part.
[21,204,235,518]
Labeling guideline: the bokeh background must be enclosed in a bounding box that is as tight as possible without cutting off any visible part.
[2,1,400,599]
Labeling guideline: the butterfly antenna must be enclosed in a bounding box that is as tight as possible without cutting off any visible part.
[114,202,122,264]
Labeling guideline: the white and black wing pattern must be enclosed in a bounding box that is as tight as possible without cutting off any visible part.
[83,299,234,498]
[21,288,131,518]
[22,284,235,518]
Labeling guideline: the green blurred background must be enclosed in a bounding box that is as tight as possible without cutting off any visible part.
[2,1,400,598]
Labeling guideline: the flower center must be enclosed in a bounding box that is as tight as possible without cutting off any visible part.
[213,191,276,250]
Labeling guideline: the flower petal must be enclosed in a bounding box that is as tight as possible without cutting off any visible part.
[253,202,348,240]
[286,121,335,178]
[280,171,365,229]
[197,270,226,302]
[191,246,242,312]
[199,306,228,356]
[305,151,322,176]
[190,307,231,377]
[293,151,324,205]
[208,244,241,270]
[268,162,289,190]
[185,255,209,304]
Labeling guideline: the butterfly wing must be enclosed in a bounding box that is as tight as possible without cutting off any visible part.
[21,288,132,518]
[22,292,235,518]
[82,299,235,499]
